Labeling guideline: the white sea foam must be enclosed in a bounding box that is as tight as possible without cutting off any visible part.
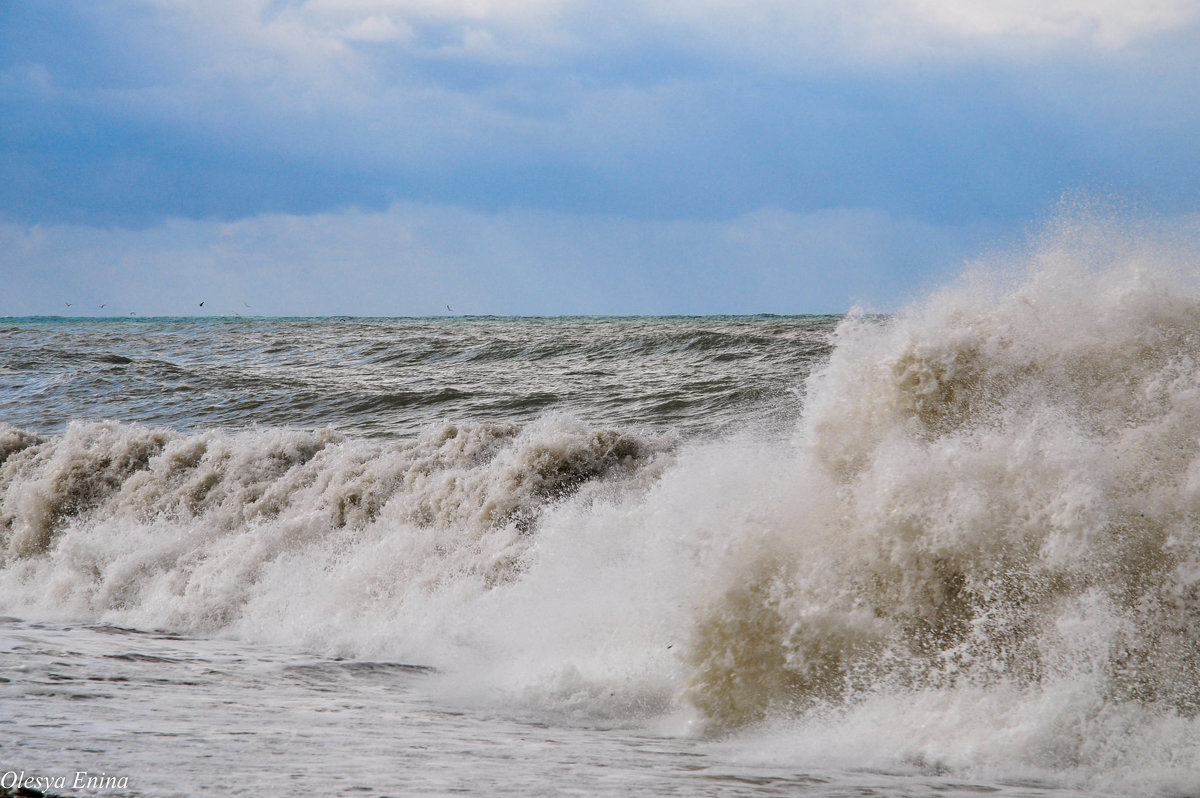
[3,207,1200,792]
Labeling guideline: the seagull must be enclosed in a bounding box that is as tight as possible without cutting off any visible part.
[243,302,251,308]
[100,303,106,309]
[199,301,205,307]
[446,304,453,313]
[65,302,72,307]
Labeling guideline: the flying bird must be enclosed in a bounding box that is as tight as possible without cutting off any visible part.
[65,302,72,307]
[199,301,205,307]
[446,304,453,313]
[100,303,106,308]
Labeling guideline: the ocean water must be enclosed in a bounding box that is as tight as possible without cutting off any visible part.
[3,213,1200,796]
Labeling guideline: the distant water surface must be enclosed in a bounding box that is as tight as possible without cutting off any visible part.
[0,315,836,438]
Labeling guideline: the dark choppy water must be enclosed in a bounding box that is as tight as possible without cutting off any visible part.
[0,316,836,439]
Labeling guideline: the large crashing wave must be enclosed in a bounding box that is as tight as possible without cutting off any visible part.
[0,417,672,638]
[3,207,1200,789]
[681,209,1200,788]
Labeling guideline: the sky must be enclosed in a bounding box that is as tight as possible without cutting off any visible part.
[2,0,1199,316]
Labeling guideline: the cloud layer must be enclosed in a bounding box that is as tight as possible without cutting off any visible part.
[2,1,1197,313]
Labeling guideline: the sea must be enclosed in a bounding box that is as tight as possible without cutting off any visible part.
[3,216,1200,797]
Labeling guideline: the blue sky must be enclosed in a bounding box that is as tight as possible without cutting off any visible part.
[2,0,1199,315]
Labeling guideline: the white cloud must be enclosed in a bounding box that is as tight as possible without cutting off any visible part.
[904,0,1200,48]
[642,0,1200,67]
[13,1,1199,231]
[147,0,576,75]
[142,0,1200,82]
[73,0,1193,170]
[340,14,415,42]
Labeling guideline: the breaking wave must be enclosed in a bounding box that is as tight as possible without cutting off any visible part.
[4,207,1200,792]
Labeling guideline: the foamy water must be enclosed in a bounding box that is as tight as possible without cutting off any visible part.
[3,209,1200,796]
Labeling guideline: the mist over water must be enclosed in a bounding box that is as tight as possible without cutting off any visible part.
[4,209,1200,794]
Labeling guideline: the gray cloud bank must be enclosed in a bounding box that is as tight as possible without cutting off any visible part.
[1,203,993,316]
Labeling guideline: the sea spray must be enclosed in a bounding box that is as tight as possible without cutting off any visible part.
[680,209,1200,788]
